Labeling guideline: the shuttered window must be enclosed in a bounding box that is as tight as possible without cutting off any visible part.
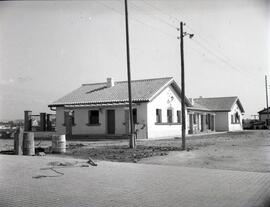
[156,109,162,123]
[167,109,173,123]
[177,110,182,124]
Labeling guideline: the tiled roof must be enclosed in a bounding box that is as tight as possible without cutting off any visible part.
[49,77,185,107]
[258,107,270,114]
[193,96,245,113]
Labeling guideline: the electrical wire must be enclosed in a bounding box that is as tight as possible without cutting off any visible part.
[93,0,177,39]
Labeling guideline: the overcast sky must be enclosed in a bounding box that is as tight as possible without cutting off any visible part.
[0,0,269,120]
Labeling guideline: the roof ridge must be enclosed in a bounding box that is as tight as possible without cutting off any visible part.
[194,96,238,100]
[81,77,173,86]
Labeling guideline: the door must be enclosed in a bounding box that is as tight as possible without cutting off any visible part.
[107,110,115,134]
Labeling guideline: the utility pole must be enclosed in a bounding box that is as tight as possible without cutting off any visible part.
[265,75,269,128]
[124,0,135,148]
[180,22,186,150]
[177,22,194,150]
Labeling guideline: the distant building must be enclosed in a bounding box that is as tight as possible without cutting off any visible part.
[258,107,270,126]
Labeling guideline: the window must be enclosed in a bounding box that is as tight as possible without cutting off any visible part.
[177,110,182,124]
[235,112,240,123]
[156,109,162,123]
[133,108,137,124]
[167,109,173,123]
[231,113,240,124]
[71,111,75,125]
[88,110,99,125]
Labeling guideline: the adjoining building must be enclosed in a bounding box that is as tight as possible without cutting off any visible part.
[191,97,245,132]
[258,107,270,126]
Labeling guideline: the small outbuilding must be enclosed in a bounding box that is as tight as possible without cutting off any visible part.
[191,96,245,131]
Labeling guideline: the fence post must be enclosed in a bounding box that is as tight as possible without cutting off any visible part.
[24,111,32,131]
[40,113,46,131]
[46,114,52,131]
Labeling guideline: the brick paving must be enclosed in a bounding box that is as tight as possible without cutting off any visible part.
[0,154,270,207]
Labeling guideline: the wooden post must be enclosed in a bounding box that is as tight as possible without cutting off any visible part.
[124,0,135,148]
[180,21,186,150]
[64,110,72,140]
[40,113,46,131]
[14,127,23,155]
[24,111,32,131]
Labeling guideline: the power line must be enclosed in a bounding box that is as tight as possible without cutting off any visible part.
[129,1,177,29]
[93,0,176,39]
[134,0,258,83]
[135,0,179,23]
[189,39,259,84]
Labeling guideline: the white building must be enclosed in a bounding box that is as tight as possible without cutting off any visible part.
[49,77,245,139]
[192,97,245,131]
[49,77,192,139]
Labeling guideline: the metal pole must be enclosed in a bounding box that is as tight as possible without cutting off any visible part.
[265,75,269,128]
[124,0,135,148]
[180,22,186,150]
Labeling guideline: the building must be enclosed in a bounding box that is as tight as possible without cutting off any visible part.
[258,107,270,126]
[191,97,245,131]
[48,77,192,139]
[187,99,216,134]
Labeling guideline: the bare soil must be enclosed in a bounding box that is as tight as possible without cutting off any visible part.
[1,130,270,172]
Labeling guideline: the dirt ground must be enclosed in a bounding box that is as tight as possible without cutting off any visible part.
[1,130,270,172]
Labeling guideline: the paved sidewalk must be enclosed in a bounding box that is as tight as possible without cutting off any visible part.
[0,155,270,207]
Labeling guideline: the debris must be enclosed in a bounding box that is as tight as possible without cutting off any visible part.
[87,157,97,166]
[37,152,46,156]
[80,164,89,167]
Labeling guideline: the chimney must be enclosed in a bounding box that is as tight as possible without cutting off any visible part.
[107,77,114,88]
[189,98,194,106]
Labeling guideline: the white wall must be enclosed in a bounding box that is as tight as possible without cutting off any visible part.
[228,103,243,131]
[147,85,187,139]
[215,112,229,131]
[56,107,65,135]
[55,104,148,136]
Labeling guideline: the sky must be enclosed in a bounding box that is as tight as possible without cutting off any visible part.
[0,0,269,120]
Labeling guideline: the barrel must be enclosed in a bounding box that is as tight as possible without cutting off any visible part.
[52,134,66,153]
[14,127,23,155]
[23,132,35,155]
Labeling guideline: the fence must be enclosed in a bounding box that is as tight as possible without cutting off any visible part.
[24,111,56,132]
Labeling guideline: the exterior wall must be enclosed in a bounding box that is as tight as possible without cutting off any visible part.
[215,112,229,131]
[228,103,243,131]
[259,113,269,123]
[186,111,215,134]
[55,104,148,136]
[56,107,65,135]
[147,85,187,139]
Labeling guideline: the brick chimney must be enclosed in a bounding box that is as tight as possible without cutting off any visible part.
[107,77,114,88]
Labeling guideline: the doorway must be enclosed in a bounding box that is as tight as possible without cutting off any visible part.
[107,110,115,134]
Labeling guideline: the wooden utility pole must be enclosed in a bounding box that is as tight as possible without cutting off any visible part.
[265,75,269,128]
[180,21,186,150]
[124,0,135,148]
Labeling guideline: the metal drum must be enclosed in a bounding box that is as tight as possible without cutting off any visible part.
[23,132,35,155]
[52,134,66,153]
